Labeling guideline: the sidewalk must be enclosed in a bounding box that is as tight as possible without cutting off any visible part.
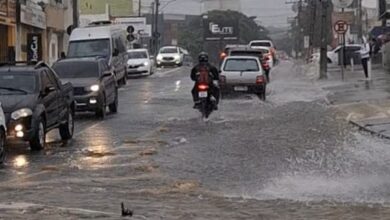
[321,63,390,139]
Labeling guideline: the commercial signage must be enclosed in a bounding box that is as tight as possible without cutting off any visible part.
[114,17,151,37]
[334,20,348,34]
[203,18,239,41]
[21,4,46,29]
[27,33,42,62]
[0,0,7,16]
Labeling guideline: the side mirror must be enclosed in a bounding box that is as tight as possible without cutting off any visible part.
[113,49,119,57]
[102,71,113,78]
[60,52,66,59]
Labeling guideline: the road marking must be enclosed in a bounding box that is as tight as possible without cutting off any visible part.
[153,67,181,77]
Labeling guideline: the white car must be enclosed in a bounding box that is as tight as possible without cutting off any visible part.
[248,46,274,68]
[220,56,267,100]
[326,44,361,65]
[156,46,184,67]
[127,49,155,76]
[0,104,6,163]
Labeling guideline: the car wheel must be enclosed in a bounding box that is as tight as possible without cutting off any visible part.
[30,117,46,151]
[0,128,6,164]
[109,89,118,113]
[95,95,106,119]
[59,109,74,140]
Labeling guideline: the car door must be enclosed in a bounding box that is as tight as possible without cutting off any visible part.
[100,60,115,104]
[47,68,67,122]
[40,70,59,127]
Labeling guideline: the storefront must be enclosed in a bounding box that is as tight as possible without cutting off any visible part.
[0,0,16,62]
[17,0,46,62]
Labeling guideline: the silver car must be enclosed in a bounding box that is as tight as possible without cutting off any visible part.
[220,56,267,100]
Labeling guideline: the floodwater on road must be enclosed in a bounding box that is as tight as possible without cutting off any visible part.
[1,61,390,219]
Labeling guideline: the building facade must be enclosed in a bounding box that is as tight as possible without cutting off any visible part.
[0,0,16,62]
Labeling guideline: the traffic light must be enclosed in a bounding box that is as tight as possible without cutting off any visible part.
[127,25,135,42]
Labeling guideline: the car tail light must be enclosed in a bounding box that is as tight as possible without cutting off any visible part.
[219,75,226,84]
[220,52,227,60]
[198,84,209,91]
[256,75,266,84]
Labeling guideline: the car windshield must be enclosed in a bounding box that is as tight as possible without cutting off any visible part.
[53,61,99,78]
[128,51,148,59]
[67,39,111,58]
[0,73,36,94]
[224,59,259,71]
[160,48,178,54]
[251,42,272,47]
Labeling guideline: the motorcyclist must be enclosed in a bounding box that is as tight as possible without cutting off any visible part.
[191,52,220,110]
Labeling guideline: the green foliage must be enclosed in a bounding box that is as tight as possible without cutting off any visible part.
[178,10,270,60]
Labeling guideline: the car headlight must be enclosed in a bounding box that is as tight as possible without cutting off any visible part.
[143,61,149,66]
[89,84,100,92]
[157,55,163,60]
[173,55,180,60]
[11,108,33,120]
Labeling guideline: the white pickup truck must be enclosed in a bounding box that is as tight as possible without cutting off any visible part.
[220,56,267,100]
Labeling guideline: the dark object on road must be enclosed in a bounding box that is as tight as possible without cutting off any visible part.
[121,202,133,217]
[191,53,220,118]
[53,57,119,119]
[192,65,218,119]
[0,61,75,151]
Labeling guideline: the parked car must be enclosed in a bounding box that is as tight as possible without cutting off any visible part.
[228,47,271,81]
[0,104,6,163]
[156,46,184,67]
[326,44,362,65]
[127,49,154,76]
[220,56,267,100]
[0,61,75,150]
[67,22,128,86]
[53,57,118,119]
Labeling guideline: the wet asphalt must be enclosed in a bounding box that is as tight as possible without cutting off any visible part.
[1,61,390,219]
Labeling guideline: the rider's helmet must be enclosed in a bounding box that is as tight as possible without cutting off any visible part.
[198,52,209,63]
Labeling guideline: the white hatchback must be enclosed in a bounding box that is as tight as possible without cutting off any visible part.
[127,49,154,76]
[220,56,267,100]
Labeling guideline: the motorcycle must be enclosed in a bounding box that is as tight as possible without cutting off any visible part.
[195,67,217,119]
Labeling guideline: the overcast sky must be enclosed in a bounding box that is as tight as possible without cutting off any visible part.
[140,0,377,27]
[140,0,295,27]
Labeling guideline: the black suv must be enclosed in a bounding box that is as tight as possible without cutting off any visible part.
[0,62,75,150]
[53,57,118,119]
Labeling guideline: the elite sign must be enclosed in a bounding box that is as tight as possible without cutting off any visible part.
[203,19,239,41]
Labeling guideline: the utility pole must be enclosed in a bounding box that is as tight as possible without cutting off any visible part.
[319,0,328,79]
[357,0,363,41]
[138,0,141,17]
[73,0,79,28]
[153,0,160,55]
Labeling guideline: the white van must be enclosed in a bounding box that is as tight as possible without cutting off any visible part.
[67,24,128,85]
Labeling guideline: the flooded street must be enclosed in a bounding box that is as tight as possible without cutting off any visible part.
[1,61,390,219]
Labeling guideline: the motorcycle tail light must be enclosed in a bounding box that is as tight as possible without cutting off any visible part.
[198,84,209,91]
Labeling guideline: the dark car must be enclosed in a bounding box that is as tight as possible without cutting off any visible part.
[0,61,75,151]
[52,57,118,119]
[228,47,271,81]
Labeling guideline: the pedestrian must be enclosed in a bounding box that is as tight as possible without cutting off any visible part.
[359,37,370,79]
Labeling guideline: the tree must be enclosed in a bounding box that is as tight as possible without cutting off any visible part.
[178,10,271,63]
